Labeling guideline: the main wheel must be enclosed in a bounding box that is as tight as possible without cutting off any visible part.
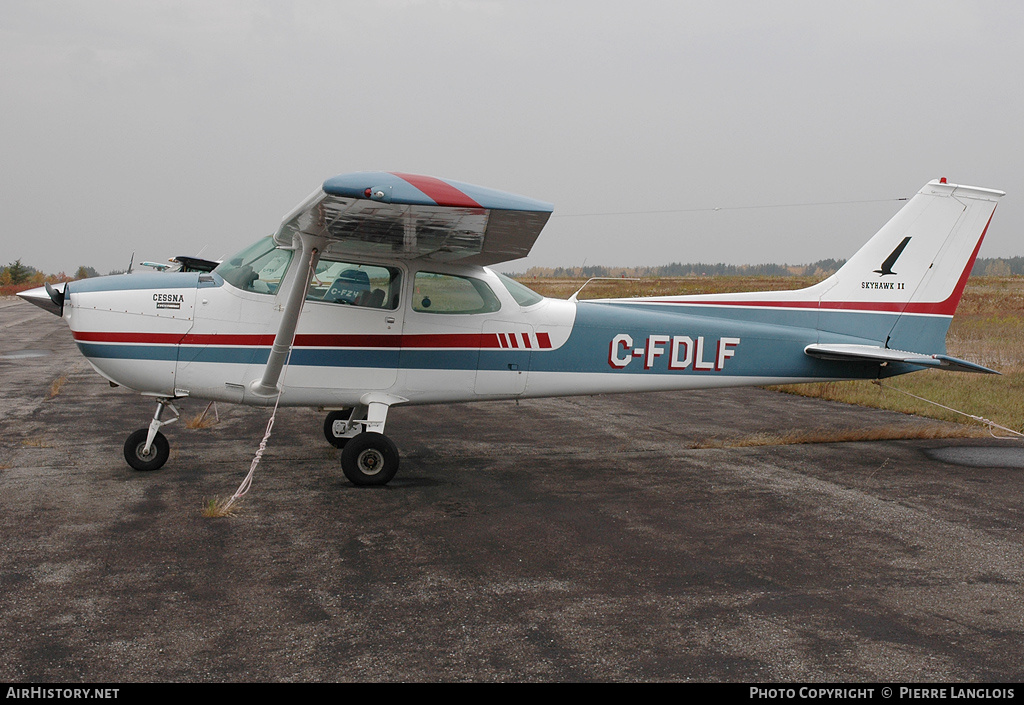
[341,432,399,486]
[323,409,353,448]
[123,428,170,472]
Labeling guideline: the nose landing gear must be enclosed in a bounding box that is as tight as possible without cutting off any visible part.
[124,398,178,471]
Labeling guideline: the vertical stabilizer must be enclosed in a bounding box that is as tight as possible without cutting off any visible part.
[815,179,1003,352]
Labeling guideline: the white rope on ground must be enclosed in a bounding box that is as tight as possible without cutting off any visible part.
[873,380,1024,440]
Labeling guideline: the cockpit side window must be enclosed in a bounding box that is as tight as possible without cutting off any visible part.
[412,272,501,314]
[215,237,294,295]
[307,259,401,310]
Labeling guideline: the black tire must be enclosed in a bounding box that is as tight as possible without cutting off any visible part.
[341,432,399,486]
[123,428,170,472]
[323,409,353,449]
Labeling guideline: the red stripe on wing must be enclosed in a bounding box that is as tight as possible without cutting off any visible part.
[391,172,482,208]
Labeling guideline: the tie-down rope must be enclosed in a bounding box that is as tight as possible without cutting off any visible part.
[873,380,1023,440]
[217,249,319,514]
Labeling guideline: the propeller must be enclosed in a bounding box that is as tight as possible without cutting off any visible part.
[16,283,65,317]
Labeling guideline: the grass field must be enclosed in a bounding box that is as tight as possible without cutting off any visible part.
[521,274,1024,435]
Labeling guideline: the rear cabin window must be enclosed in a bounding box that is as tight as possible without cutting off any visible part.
[307,259,401,310]
[412,272,501,314]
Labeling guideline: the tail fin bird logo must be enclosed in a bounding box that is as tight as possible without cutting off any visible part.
[874,236,911,276]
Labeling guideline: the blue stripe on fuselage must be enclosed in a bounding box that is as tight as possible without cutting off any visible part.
[76,342,179,361]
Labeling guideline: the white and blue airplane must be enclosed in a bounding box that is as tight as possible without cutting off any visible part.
[19,173,1003,485]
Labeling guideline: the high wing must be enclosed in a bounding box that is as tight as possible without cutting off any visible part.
[273,171,554,266]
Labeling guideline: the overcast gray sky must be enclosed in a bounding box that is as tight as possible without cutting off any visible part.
[2,0,1022,275]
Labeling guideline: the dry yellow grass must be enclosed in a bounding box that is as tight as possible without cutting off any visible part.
[47,375,68,399]
[689,423,985,449]
[185,402,219,429]
[185,413,217,429]
[201,496,241,518]
[524,275,823,301]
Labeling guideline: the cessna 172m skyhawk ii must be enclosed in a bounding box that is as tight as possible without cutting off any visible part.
[19,172,1004,486]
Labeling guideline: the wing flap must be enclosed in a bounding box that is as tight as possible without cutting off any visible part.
[804,344,999,374]
[273,172,552,265]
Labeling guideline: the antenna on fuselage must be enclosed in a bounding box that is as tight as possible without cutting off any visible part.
[569,277,640,302]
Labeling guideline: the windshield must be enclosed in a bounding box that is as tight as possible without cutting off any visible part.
[215,237,294,295]
[495,272,544,307]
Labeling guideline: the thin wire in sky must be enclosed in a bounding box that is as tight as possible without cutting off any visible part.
[552,197,909,219]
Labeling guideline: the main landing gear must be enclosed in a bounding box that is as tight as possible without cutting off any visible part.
[322,399,401,486]
[341,432,400,486]
[124,398,178,471]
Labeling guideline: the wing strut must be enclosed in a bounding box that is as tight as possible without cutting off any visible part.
[250,233,323,397]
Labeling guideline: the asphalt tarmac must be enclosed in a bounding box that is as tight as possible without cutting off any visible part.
[1,296,1022,683]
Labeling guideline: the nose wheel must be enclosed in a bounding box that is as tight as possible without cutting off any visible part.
[124,398,178,471]
[124,429,170,471]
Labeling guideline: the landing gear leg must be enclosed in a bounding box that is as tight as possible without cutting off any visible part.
[124,398,179,471]
[339,395,404,486]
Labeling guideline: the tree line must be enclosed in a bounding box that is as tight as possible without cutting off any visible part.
[512,257,1024,279]
[1,260,103,293]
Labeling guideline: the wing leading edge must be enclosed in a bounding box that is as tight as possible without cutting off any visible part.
[273,172,553,266]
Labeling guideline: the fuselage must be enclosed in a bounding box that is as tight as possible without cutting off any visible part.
[60,240,906,409]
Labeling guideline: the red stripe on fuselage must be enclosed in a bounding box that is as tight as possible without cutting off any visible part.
[399,333,502,348]
[73,331,512,349]
[74,331,194,344]
[391,172,482,208]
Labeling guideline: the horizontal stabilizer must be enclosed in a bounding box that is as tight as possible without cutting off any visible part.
[804,344,998,374]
